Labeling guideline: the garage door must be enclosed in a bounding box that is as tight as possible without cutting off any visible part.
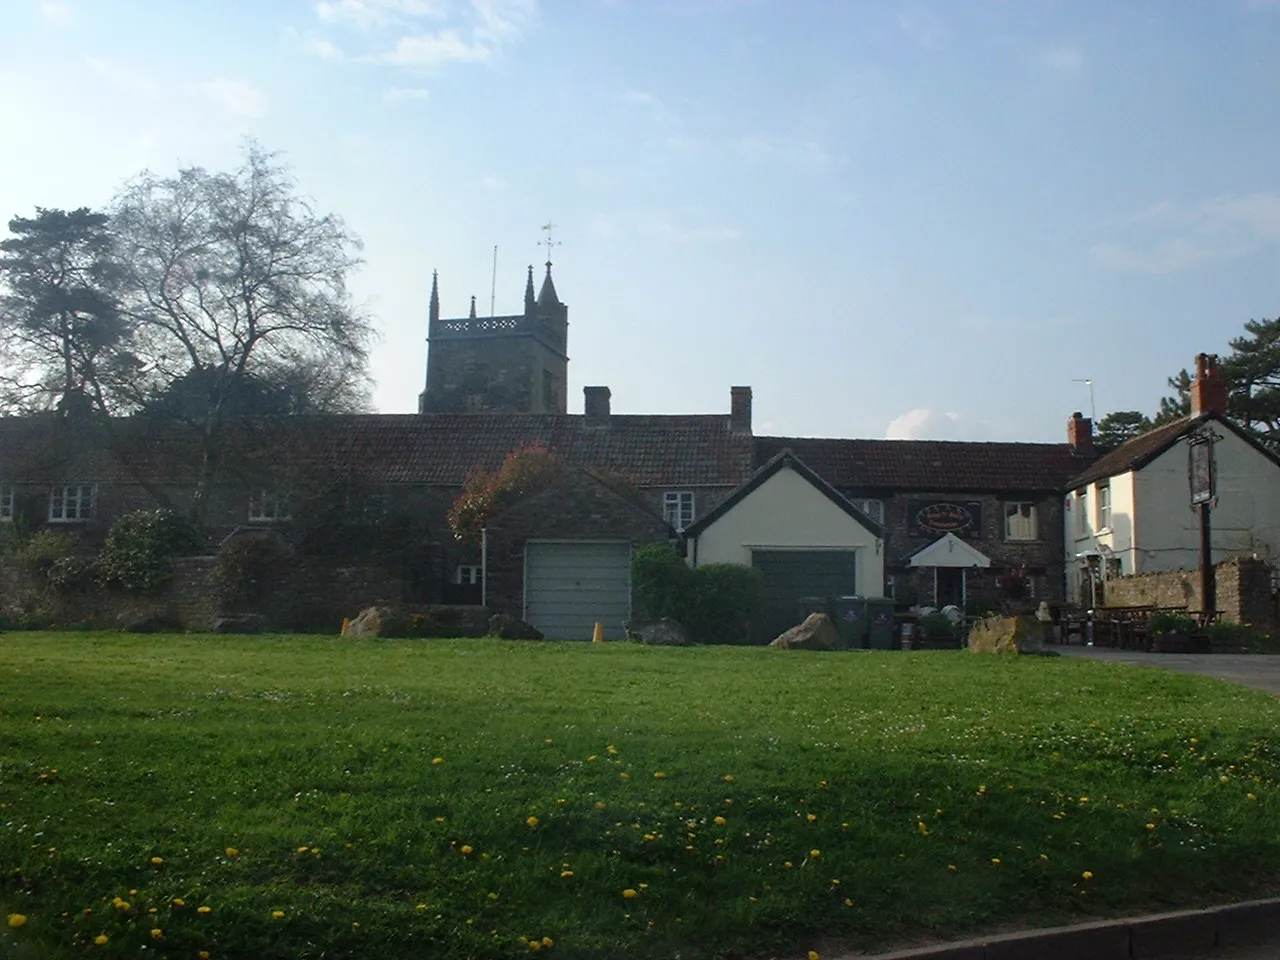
[524,541,633,641]
[752,549,858,642]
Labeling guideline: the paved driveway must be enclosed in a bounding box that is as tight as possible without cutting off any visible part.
[1057,646,1280,696]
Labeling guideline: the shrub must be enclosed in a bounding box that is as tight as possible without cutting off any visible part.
[632,542,695,620]
[448,444,568,544]
[1207,620,1250,648]
[919,612,959,641]
[45,555,98,592]
[97,509,205,593]
[215,535,292,609]
[685,563,762,646]
[1147,611,1197,636]
[13,530,78,581]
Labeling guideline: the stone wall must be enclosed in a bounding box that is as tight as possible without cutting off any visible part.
[1103,557,1277,629]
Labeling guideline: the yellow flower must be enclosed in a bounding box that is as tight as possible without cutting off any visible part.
[272,910,286,919]
[807,813,817,823]
[526,816,540,828]
[225,847,239,857]
[654,771,666,779]
[530,942,542,952]
[809,951,821,960]
[978,785,987,794]
[783,861,793,869]
[619,772,630,781]
[810,849,821,858]
[917,821,929,835]
[1248,793,1257,800]
[723,774,735,783]
[1146,823,1156,830]
[113,898,131,912]
[991,858,1001,865]
[622,888,638,899]
[197,905,212,915]
[432,756,444,765]
[947,864,957,872]
[171,898,185,907]
[7,914,26,929]
[151,856,164,865]
[560,870,574,878]
[416,903,427,910]
[199,952,210,959]
[150,928,164,940]
[594,801,607,809]
[587,755,597,762]
[607,745,618,755]
[297,846,309,853]
[310,847,320,856]
[461,845,474,856]
[94,934,109,945]
[487,892,499,901]
[1082,871,1094,880]
[542,936,555,947]
[714,816,726,826]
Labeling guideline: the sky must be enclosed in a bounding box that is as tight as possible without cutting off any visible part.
[3,0,1280,442]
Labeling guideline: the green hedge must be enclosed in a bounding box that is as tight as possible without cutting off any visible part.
[631,543,762,645]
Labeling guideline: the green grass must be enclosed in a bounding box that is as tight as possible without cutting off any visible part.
[2,634,1280,960]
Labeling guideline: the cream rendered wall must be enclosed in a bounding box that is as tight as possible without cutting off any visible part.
[1131,428,1280,572]
[1065,472,1139,573]
[691,464,885,597]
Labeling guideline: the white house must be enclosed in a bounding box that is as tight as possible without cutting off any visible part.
[683,449,886,639]
[1064,354,1280,606]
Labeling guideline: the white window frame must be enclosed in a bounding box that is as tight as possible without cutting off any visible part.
[456,565,483,585]
[1003,502,1038,541]
[1075,490,1089,538]
[248,489,291,523]
[851,498,884,525]
[48,483,95,523]
[0,484,13,522]
[1097,483,1111,532]
[663,491,695,532]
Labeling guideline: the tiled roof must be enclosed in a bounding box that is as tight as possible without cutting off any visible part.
[0,414,756,488]
[755,436,1092,493]
[1065,411,1280,488]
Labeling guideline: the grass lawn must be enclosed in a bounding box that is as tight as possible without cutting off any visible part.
[2,634,1279,960]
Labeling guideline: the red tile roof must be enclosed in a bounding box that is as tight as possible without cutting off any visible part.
[756,436,1092,492]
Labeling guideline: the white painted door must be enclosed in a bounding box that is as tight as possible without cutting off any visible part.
[524,541,633,641]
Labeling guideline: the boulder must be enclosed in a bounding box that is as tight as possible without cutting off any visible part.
[343,606,388,638]
[211,613,265,635]
[967,615,1057,655]
[488,613,544,641]
[770,613,842,651]
[624,617,694,646]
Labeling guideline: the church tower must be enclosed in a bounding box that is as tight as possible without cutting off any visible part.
[418,263,569,415]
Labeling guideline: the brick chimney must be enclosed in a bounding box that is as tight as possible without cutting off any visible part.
[583,386,611,424]
[730,386,752,434]
[1190,352,1227,416]
[1067,411,1093,456]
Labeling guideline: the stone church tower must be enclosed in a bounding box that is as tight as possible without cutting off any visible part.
[418,263,569,414]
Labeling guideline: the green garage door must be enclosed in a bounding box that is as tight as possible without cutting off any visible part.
[524,541,633,641]
[752,549,858,643]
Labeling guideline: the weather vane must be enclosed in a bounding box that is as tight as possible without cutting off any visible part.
[540,222,560,265]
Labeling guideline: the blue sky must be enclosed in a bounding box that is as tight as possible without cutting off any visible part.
[3,1,1279,442]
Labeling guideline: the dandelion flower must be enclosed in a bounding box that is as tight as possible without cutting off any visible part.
[991,858,1001,865]
[94,934,109,945]
[917,822,929,835]
[172,898,185,907]
[526,816,540,828]
[622,888,638,899]
[560,870,573,878]
[7,914,26,929]
[310,847,320,855]
[543,936,555,947]
[620,772,630,781]
[297,846,309,853]
[948,864,957,872]
[807,813,817,823]
[272,910,286,919]
[654,771,666,779]
[225,846,239,857]
[1146,823,1156,831]
[461,845,474,855]
[594,801,607,809]
[197,906,212,915]
[809,951,821,960]
[723,774,735,783]
[784,861,793,869]
[150,928,163,940]
[432,757,444,765]
[199,952,210,959]
[1248,793,1257,800]
[113,899,131,912]
[1082,871,1093,880]
[416,903,427,910]
[607,745,618,755]
[714,815,726,826]
[487,893,499,901]
[978,785,987,794]
[810,849,821,858]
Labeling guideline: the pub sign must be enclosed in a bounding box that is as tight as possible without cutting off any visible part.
[907,500,983,538]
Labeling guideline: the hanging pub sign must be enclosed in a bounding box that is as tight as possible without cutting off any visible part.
[1188,429,1216,505]
[907,500,983,538]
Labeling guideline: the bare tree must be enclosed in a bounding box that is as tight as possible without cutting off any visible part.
[110,141,375,517]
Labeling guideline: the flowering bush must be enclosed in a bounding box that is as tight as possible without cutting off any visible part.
[447,444,567,543]
[97,509,205,593]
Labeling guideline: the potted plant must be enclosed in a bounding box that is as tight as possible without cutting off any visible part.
[1146,611,1197,653]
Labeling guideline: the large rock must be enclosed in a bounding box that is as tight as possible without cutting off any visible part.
[624,617,694,646]
[967,615,1056,655]
[343,606,389,638]
[211,613,265,635]
[770,613,842,651]
[488,613,544,641]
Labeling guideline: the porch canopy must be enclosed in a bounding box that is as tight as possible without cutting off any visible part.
[906,532,992,568]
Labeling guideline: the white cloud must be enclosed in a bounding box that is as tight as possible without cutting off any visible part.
[40,1,74,26]
[472,0,535,45]
[886,409,990,441]
[384,85,431,101]
[1093,192,1280,273]
[384,29,491,65]
[1039,45,1084,76]
[316,0,448,30]
[198,79,268,118]
[86,58,157,96]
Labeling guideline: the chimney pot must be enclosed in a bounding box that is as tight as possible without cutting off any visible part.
[730,386,752,434]
[584,386,611,423]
